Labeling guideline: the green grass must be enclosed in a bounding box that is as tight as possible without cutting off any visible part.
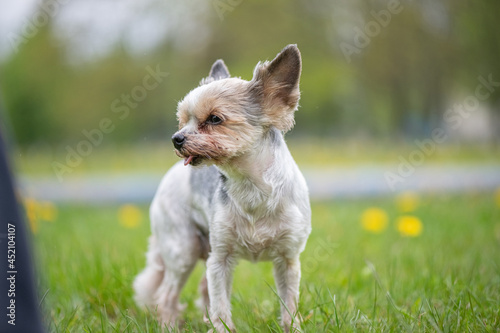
[34,193,500,332]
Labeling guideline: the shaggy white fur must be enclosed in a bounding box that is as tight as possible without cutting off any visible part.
[133,45,311,333]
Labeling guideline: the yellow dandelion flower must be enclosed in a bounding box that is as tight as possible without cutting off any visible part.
[361,207,388,233]
[28,216,39,234]
[24,198,38,215]
[24,198,39,233]
[118,204,143,229]
[495,188,500,208]
[396,191,419,213]
[397,215,423,237]
[39,201,58,222]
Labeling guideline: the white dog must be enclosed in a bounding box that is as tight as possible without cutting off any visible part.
[133,44,311,332]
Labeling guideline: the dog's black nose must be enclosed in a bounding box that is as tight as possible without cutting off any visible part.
[172,133,186,150]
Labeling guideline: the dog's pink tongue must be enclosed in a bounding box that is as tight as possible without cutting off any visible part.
[184,156,194,166]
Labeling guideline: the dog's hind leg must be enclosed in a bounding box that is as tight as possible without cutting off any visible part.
[153,208,203,329]
[133,236,165,308]
[135,162,204,328]
[155,233,201,328]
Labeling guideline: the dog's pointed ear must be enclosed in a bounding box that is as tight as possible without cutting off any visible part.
[250,44,302,132]
[200,59,230,85]
[209,59,230,80]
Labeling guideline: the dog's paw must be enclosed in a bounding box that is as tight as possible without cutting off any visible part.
[283,313,303,333]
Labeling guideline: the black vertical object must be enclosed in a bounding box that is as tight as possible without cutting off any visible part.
[0,129,45,332]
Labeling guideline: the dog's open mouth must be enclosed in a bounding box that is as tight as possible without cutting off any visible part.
[174,149,202,166]
[183,155,203,166]
[184,155,195,166]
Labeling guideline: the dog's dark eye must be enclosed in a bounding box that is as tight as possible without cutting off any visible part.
[206,115,223,125]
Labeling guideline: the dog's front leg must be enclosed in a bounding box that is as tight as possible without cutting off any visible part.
[206,251,236,332]
[273,256,301,332]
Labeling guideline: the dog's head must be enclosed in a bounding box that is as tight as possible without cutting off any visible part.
[172,44,302,166]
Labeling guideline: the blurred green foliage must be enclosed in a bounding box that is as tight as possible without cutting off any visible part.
[1,0,500,146]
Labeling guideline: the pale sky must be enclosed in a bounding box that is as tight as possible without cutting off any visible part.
[0,0,211,62]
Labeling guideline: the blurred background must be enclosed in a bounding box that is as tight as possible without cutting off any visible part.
[1,1,500,331]
[1,0,499,195]
[1,0,500,204]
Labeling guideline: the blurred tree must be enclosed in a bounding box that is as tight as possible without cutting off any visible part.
[1,22,67,145]
[0,0,499,146]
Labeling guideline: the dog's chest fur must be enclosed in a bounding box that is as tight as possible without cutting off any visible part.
[189,131,310,262]
[223,178,286,261]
